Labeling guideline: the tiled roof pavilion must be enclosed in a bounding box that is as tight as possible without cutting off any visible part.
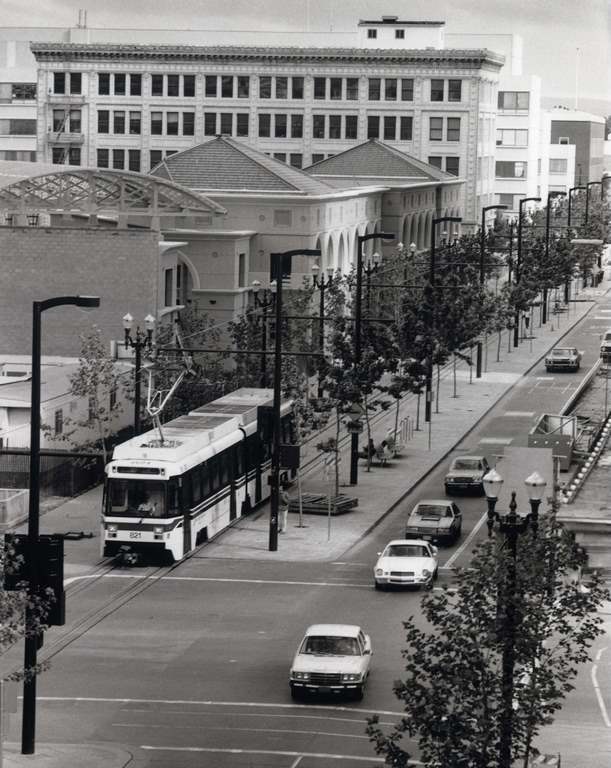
[150,136,335,195]
[304,139,457,183]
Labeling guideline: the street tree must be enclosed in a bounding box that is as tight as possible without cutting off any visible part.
[366,514,608,768]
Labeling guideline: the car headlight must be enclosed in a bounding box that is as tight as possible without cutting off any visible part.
[291,671,310,680]
[106,524,118,533]
[422,569,432,578]
[375,568,384,576]
[341,673,361,682]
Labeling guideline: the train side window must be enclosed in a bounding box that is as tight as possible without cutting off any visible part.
[192,467,202,503]
[200,464,210,499]
[167,480,180,514]
[208,457,219,495]
[218,448,230,486]
[235,444,244,477]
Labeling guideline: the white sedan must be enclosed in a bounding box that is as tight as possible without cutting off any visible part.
[373,539,439,590]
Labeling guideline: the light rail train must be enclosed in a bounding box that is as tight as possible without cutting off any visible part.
[102,388,293,562]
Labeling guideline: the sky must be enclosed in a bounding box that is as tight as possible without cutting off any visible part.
[2,0,609,114]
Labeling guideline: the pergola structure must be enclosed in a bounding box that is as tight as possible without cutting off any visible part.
[0,168,226,228]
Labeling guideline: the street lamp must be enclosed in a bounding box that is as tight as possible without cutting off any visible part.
[123,312,156,436]
[268,248,321,552]
[424,216,462,450]
[251,279,277,388]
[349,231,395,485]
[543,191,567,324]
[515,197,541,347]
[483,467,547,768]
[311,263,334,399]
[23,294,100,755]
[567,185,587,228]
[476,205,508,377]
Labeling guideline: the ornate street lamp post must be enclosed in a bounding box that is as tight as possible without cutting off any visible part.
[123,312,156,436]
[483,468,547,768]
[311,262,334,399]
[477,204,508,377]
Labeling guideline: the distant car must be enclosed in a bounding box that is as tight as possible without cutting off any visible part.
[373,539,438,590]
[289,624,372,701]
[545,346,581,372]
[444,455,490,495]
[601,330,611,360]
[405,499,462,544]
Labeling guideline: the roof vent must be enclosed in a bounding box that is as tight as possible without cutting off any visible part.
[382,15,399,22]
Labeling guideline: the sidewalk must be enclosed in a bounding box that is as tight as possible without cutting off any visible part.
[1,742,136,768]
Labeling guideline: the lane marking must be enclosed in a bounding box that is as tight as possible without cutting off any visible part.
[118,723,372,739]
[535,377,554,382]
[120,708,395,726]
[504,411,535,417]
[36,696,404,717]
[591,646,611,728]
[479,437,513,445]
[445,512,489,568]
[140,746,389,762]
[64,573,372,589]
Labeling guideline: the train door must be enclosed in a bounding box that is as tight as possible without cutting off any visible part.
[178,476,192,556]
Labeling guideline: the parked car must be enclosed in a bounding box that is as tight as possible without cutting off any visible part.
[545,346,581,372]
[444,455,490,495]
[373,539,438,590]
[405,499,462,544]
[289,624,372,701]
[601,329,611,360]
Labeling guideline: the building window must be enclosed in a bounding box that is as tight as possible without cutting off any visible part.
[54,409,63,435]
[447,117,461,142]
[497,91,530,110]
[129,111,141,135]
[236,113,249,136]
[496,128,528,146]
[128,149,140,172]
[69,74,80,94]
[429,117,443,141]
[183,112,195,136]
[152,74,164,96]
[558,136,571,145]
[166,75,179,97]
[113,110,125,134]
[164,269,174,307]
[237,76,249,98]
[445,157,460,176]
[448,80,462,102]
[311,153,324,164]
[258,113,271,137]
[428,156,442,169]
[345,114,358,139]
[292,77,304,99]
[204,112,216,135]
[400,116,412,140]
[550,158,568,174]
[151,111,163,135]
[431,79,444,101]
[52,147,64,164]
[220,113,233,134]
[274,209,292,226]
[53,72,65,95]
[367,29,377,39]
[289,153,302,168]
[2,118,37,136]
[401,78,414,101]
[383,115,396,141]
[330,78,342,100]
[345,78,359,100]
[130,74,142,96]
[314,78,326,99]
[112,149,124,170]
[328,114,341,139]
[290,114,303,138]
[205,75,217,97]
[496,161,527,178]
[498,193,514,208]
[259,76,271,99]
[98,73,110,95]
[167,112,179,135]
[273,152,286,163]
[395,29,405,39]
[384,79,397,100]
[97,148,109,168]
[367,115,380,139]
[238,252,246,287]
[368,78,381,100]
[68,147,80,166]
[114,73,126,96]
[275,113,287,138]
[313,114,325,139]
[221,76,234,98]
[52,110,65,132]
[97,110,109,133]
[150,149,163,168]
[11,83,36,100]
[275,77,288,99]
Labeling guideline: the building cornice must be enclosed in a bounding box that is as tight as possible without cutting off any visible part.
[30,42,505,68]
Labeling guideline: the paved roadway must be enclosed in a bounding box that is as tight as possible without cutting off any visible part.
[5,300,611,767]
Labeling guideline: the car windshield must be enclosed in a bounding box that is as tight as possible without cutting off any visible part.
[551,349,573,356]
[301,636,360,656]
[386,544,428,558]
[452,459,481,470]
[415,504,446,518]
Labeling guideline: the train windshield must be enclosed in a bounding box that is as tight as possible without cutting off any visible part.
[107,479,168,517]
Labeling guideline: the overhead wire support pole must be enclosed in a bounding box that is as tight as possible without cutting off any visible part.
[477,205,507,378]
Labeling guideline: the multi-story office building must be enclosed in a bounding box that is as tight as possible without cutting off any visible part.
[549,107,606,186]
[29,17,503,223]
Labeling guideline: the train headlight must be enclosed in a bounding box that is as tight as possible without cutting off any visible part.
[153,525,164,540]
[106,524,118,538]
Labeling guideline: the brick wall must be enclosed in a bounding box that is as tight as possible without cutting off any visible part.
[0,226,160,355]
